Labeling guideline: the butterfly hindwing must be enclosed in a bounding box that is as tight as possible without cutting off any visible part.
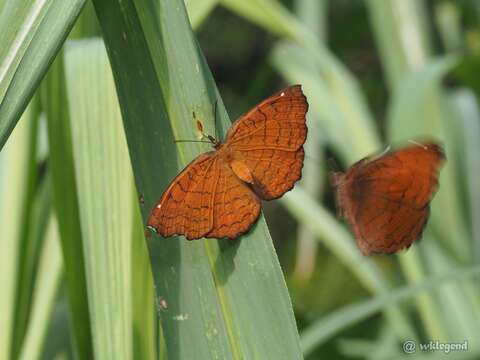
[206,159,261,239]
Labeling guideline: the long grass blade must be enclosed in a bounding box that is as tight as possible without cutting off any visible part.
[300,264,480,356]
[65,39,136,359]
[0,0,85,150]
[19,215,63,360]
[41,52,93,359]
[0,102,38,359]
[93,0,303,357]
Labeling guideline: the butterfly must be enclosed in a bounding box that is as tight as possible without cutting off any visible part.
[147,85,308,240]
[331,141,445,255]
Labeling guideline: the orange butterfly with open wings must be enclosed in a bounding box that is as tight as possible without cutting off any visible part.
[148,85,308,240]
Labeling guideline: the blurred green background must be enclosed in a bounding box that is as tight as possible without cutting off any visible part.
[1,0,480,359]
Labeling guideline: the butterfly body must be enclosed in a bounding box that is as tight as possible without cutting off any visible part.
[148,85,308,240]
[332,142,445,255]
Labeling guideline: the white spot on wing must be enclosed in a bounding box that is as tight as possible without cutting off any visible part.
[173,314,189,321]
[157,204,162,209]
[280,92,285,96]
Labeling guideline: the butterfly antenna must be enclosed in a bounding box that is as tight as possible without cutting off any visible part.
[365,144,391,163]
[380,144,391,156]
[408,139,428,149]
[174,140,211,144]
[213,100,219,139]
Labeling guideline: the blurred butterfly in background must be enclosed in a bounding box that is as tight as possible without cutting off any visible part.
[331,141,445,255]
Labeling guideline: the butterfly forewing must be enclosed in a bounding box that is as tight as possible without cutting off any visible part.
[225,85,307,151]
[225,85,308,200]
[147,153,217,239]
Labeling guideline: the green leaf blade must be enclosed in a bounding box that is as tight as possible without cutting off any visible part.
[64,38,136,360]
[94,0,303,357]
[0,0,85,150]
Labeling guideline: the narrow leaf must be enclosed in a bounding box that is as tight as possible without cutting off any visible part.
[0,0,85,150]
[65,39,135,360]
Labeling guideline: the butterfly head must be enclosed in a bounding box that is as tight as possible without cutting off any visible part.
[329,171,345,188]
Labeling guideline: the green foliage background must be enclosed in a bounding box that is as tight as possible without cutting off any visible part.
[1,0,480,359]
